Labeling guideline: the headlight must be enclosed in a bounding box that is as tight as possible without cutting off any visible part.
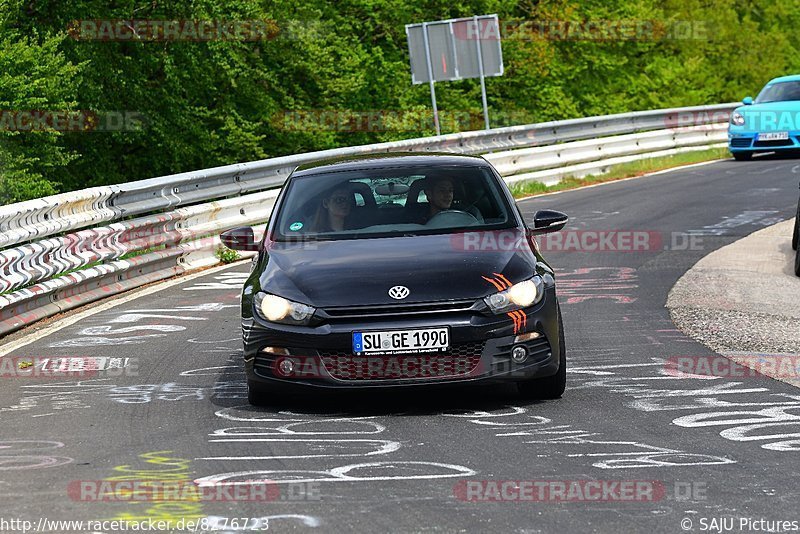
[730,111,745,126]
[483,277,545,314]
[254,292,315,325]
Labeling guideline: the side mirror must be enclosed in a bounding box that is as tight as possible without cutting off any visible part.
[220,226,259,251]
[530,210,568,234]
[742,96,753,105]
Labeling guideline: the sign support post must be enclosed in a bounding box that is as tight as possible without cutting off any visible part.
[421,22,441,136]
[406,14,502,135]
[473,15,490,130]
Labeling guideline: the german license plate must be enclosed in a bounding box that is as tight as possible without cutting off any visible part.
[353,327,449,355]
[757,132,789,141]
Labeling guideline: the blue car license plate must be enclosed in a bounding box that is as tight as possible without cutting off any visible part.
[757,132,789,141]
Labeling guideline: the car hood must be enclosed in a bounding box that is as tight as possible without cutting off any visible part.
[730,101,800,132]
[259,231,537,308]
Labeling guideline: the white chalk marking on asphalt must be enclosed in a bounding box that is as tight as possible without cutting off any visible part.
[460,405,736,468]
[581,375,722,381]
[194,461,477,485]
[210,414,385,434]
[125,303,236,312]
[108,313,208,323]
[199,438,401,460]
[749,166,781,175]
[441,406,526,418]
[49,334,169,347]
[80,325,186,335]
[763,440,800,451]
[719,421,800,442]
[213,406,382,423]
[570,362,666,370]
[0,261,248,358]
[264,515,321,528]
[631,399,800,412]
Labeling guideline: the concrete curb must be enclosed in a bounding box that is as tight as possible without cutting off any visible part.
[667,218,800,388]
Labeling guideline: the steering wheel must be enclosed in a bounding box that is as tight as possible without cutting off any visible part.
[425,209,480,227]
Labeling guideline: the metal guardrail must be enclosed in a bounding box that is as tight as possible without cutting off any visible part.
[0,190,279,334]
[487,122,729,185]
[0,103,735,248]
[0,103,736,336]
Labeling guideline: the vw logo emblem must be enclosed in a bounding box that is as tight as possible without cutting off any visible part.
[388,285,410,300]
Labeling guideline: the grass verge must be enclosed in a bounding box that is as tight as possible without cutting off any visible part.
[509,147,729,199]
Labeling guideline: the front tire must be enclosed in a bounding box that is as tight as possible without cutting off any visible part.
[792,198,799,251]
[733,152,753,161]
[247,379,275,407]
[795,243,800,277]
[517,303,566,400]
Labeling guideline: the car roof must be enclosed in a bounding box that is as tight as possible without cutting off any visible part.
[765,74,800,85]
[292,152,490,176]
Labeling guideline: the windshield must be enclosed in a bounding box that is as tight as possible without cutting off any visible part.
[272,164,515,241]
[755,81,800,103]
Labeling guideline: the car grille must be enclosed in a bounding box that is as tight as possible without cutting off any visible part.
[319,341,485,380]
[729,138,752,148]
[320,300,476,321]
[753,138,794,148]
[321,354,482,381]
[253,341,486,381]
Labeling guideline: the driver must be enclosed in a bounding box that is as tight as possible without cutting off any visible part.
[425,175,455,219]
[408,175,483,224]
[406,175,484,224]
[404,175,454,224]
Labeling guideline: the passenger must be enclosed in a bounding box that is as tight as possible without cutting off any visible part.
[312,185,355,232]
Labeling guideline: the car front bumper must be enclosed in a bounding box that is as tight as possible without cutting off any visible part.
[728,130,800,153]
[241,287,561,390]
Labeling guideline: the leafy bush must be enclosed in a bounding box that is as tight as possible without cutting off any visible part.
[215,246,241,264]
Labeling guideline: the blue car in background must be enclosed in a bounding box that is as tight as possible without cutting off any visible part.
[729,75,800,161]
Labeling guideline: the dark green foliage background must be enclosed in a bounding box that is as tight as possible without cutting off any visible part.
[1,0,796,204]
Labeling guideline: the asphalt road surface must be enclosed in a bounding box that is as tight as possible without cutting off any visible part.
[1,156,799,534]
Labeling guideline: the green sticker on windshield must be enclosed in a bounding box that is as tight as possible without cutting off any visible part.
[289,222,303,231]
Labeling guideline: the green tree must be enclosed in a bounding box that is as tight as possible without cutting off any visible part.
[0,24,83,204]
[2,0,800,204]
